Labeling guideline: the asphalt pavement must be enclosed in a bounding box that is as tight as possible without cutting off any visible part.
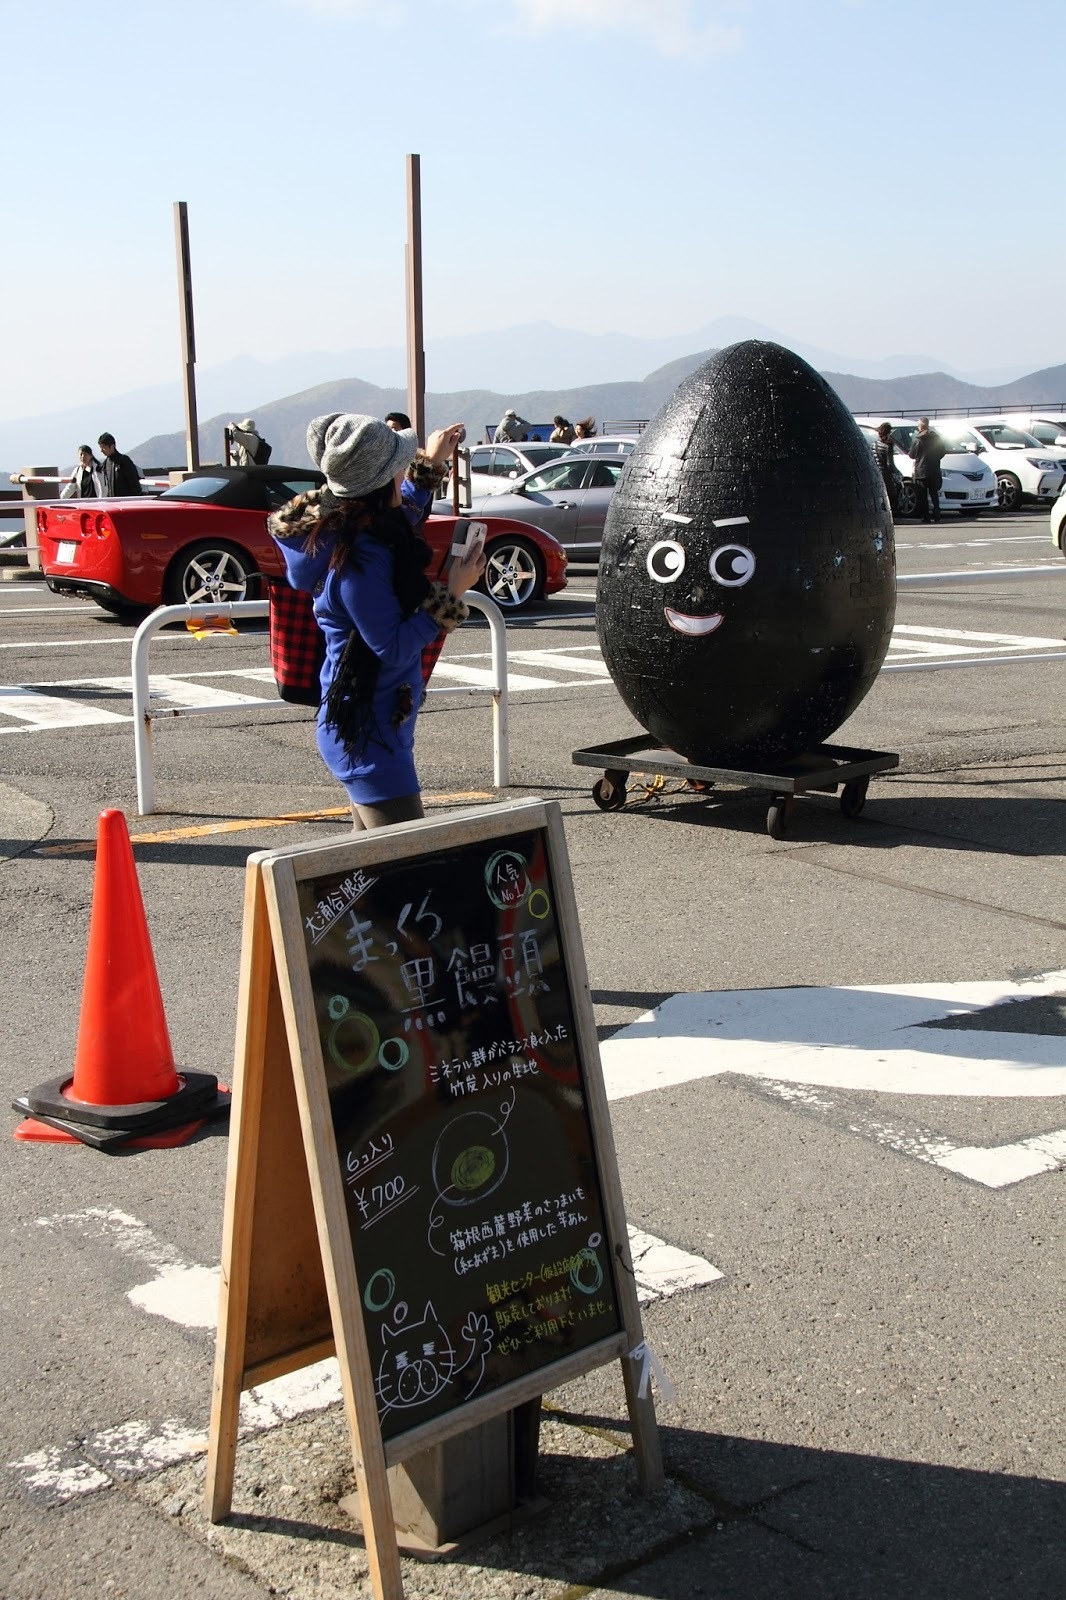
[1,508,1064,1600]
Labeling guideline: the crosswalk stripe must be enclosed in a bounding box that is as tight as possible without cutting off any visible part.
[0,685,129,731]
[508,650,611,677]
[430,661,557,690]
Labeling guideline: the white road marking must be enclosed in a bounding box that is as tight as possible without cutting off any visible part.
[892,624,1065,648]
[10,1212,718,1503]
[0,685,128,730]
[72,674,275,710]
[508,649,611,677]
[750,1079,1066,1190]
[0,605,101,616]
[600,971,1066,1102]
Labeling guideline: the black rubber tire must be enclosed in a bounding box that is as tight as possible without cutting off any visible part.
[163,540,259,606]
[995,473,1022,513]
[766,796,794,839]
[93,595,147,620]
[592,774,627,812]
[479,536,545,612]
[840,777,869,818]
[896,479,918,518]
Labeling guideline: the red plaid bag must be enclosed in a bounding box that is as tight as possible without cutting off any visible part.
[268,580,326,705]
[268,578,446,707]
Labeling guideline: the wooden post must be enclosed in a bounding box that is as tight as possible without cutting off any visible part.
[405,155,425,444]
[173,201,200,472]
[451,445,460,515]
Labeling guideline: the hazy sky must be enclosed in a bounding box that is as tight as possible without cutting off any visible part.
[4,0,1061,418]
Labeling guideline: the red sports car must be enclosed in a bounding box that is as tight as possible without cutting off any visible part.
[37,465,568,615]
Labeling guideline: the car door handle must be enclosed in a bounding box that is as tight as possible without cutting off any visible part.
[555,501,574,509]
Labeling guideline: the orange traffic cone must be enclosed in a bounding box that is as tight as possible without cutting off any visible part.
[13,810,229,1150]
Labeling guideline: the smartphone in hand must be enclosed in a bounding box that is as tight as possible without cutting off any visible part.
[451,519,487,561]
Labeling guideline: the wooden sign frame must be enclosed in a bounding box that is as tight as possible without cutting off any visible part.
[206,799,662,1600]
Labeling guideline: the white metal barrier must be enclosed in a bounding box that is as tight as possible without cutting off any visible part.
[131,594,509,816]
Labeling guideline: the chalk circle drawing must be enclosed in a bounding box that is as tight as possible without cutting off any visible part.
[570,1246,604,1296]
[589,1232,602,1248]
[378,1037,409,1073]
[528,888,551,921]
[485,848,530,910]
[452,1145,495,1191]
[374,1297,493,1418]
[364,1267,396,1313]
[328,994,349,1020]
[428,1088,516,1255]
[329,1010,380,1075]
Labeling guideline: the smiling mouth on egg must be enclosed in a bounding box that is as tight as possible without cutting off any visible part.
[664,607,724,636]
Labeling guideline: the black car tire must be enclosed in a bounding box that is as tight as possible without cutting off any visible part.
[163,540,259,607]
[995,472,1022,513]
[896,479,918,518]
[480,536,545,612]
[93,595,147,620]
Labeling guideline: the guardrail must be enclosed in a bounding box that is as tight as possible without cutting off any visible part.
[853,403,1066,421]
[130,594,509,816]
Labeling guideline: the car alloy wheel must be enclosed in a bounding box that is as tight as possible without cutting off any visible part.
[896,479,918,518]
[995,472,1022,513]
[480,536,545,611]
[164,540,258,606]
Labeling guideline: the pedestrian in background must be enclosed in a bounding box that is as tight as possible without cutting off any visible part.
[572,416,596,441]
[61,445,104,499]
[495,407,529,443]
[97,434,141,496]
[873,422,901,517]
[227,419,271,466]
[267,413,485,830]
[550,415,575,445]
[909,417,945,524]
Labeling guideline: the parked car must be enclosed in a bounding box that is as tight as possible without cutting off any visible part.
[1049,481,1066,556]
[1001,413,1066,449]
[441,454,627,563]
[450,441,574,500]
[855,420,997,517]
[37,464,568,616]
[930,419,1066,511]
[564,436,639,456]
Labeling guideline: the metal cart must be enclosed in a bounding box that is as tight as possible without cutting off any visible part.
[572,735,900,839]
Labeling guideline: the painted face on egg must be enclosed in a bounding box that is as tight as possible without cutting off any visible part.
[597,340,896,767]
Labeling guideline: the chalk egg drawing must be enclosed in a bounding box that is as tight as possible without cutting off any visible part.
[597,341,896,766]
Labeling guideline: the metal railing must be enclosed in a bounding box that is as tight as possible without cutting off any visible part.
[853,403,1066,421]
[131,594,509,815]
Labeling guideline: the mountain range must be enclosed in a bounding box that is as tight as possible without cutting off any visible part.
[128,354,1066,473]
[2,316,1064,472]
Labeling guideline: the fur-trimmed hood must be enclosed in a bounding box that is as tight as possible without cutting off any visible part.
[267,488,334,592]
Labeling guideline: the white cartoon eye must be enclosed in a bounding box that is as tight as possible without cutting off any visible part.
[646,540,686,583]
[709,544,755,587]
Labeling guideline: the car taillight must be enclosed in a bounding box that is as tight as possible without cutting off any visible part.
[79,512,94,536]
[36,509,46,532]
[95,514,113,538]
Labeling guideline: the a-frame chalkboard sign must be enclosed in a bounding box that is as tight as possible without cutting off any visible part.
[205,799,662,1600]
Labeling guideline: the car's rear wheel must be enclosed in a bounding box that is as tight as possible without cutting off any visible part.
[995,472,1022,513]
[163,541,259,606]
[480,536,545,612]
[896,479,918,518]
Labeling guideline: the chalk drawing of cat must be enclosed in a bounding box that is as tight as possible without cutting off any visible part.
[374,1301,494,1417]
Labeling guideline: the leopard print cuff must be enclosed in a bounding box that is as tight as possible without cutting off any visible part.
[407,453,448,492]
[422,581,468,631]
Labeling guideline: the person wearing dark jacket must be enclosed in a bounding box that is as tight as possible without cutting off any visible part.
[267,413,485,830]
[97,433,142,496]
[61,445,104,499]
[873,423,900,516]
[909,417,945,524]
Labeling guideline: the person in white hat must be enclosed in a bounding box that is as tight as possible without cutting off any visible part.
[267,414,486,829]
[494,407,529,443]
[228,418,270,467]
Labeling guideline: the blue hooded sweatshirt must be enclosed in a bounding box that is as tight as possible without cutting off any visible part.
[269,494,446,805]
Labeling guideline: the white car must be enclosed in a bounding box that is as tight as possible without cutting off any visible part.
[564,436,639,456]
[932,418,1066,512]
[448,441,573,502]
[1001,414,1066,450]
[1050,483,1066,556]
[856,420,997,518]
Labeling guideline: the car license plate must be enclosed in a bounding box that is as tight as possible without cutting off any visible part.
[56,541,77,563]
[970,488,983,500]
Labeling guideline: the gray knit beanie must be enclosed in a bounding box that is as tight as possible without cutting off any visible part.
[306,412,418,498]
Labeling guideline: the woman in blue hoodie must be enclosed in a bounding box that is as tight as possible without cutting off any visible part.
[268,413,486,829]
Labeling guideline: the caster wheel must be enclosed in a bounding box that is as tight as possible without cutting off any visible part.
[592,773,627,812]
[840,777,869,818]
[766,796,794,839]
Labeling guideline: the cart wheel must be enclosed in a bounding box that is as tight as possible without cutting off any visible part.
[592,772,627,812]
[766,796,794,839]
[685,779,715,793]
[840,777,869,818]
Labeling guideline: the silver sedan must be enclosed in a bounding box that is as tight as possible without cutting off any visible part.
[447,455,626,563]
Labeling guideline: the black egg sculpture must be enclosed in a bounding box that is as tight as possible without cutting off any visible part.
[597,341,896,767]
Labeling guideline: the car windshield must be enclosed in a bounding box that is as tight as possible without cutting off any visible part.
[522,445,570,465]
[157,476,229,501]
[938,432,978,454]
[525,461,588,492]
[975,424,1041,449]
[1029,420,1066,445]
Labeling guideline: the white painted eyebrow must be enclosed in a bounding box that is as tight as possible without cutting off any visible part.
[660,512,691,524]
[712,515,750,528]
